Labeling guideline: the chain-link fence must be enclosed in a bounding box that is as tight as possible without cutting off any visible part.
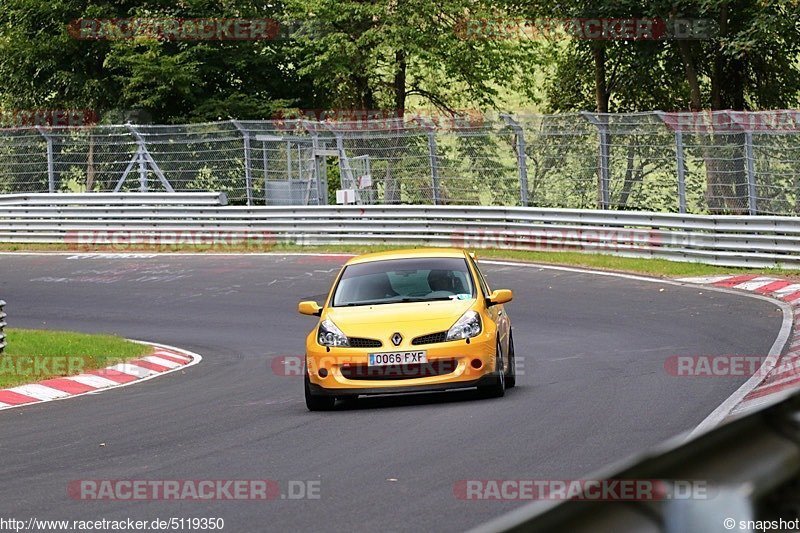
[1,111,799,214]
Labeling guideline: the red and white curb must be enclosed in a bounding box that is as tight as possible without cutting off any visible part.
[679,275,800,419]
[0,341,201,411]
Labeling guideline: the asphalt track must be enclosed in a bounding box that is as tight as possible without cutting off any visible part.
[0,253,786,532]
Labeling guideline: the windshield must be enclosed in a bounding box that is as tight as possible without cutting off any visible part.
[332,257,475,307]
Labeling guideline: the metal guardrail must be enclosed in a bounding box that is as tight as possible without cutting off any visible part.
[471,390,800,533]
[0,300,6,354]
[0,205,799,268]
[0,192,228,206]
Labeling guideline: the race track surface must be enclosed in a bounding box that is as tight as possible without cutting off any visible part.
[0,253,785,532]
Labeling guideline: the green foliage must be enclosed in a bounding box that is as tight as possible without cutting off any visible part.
[0,0,318,123]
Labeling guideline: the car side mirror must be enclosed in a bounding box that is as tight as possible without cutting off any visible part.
[486,289,513,307]
[298,301,322,316]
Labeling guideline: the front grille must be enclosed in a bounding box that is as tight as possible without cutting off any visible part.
[349,337,382,348]
[411,331,449,345]
[340,359,459,380]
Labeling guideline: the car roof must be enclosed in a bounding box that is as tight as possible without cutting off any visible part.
[344,248,469,266]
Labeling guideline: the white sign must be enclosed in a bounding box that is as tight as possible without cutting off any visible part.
[336,189,357,204]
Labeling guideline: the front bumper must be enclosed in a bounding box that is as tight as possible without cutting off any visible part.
[307,374,499,397]
[305,330,499,394]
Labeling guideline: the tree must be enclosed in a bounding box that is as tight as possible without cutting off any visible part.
[283,0,533,114]
[0,0,320,123]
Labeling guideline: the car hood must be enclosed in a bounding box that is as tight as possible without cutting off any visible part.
[324,299,475,340]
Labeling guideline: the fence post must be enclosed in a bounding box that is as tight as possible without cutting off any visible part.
[426,130,441,205]
[0,300,6,354]
[500,114,529,206]
[331,130,360,203]
[302,123,327,205]
[744,131,758,215]
[137,146,147,192]
[675,131,688,214]
[655,111,687,214]
[124,124,174,193]
[410,116,441,205]
[231,120,253,206]
[35,127,56,193]
[581,112,610,209]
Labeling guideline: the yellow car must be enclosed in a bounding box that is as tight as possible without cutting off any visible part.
[298,248,515,411]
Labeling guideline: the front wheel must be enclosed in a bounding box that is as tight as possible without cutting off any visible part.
[305,371,336,411]
[478,339,506,398]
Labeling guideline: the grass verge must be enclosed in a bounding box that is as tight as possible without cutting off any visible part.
[0,328,152,388]
[0,242,797,280]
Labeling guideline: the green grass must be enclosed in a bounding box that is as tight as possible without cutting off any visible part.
[1,241,798,279]
[0,328,152,388]
[279,244,800,279]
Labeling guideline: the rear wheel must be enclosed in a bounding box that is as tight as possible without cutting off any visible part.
[505,331,516,389]
[478,339,506,398]
[305,370,336,411]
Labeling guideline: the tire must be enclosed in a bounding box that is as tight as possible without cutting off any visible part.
[505,330,516,389]
[478,338,506,398]
[305,371,336,411]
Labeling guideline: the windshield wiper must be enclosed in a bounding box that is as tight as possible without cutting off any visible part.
[397,296,454,303]
[341,296,455,307]
[343,300,391,307]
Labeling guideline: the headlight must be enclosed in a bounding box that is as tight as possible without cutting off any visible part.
[318,319,349,347]
[446,310,482,341]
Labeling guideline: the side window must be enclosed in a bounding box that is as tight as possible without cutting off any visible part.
[468,257,491,297]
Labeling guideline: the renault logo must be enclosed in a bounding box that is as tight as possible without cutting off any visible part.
[391,332,403,346]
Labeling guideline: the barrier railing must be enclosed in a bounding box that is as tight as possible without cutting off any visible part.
[0,205,799,268]
[0,192,227,206]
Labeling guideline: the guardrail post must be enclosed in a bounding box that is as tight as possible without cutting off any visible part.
[35,127,56,193]
[0,300,6,354]
[744,131,758,215]
[581,112,611,209]
[231,120,253,206]
[500,114,529,206]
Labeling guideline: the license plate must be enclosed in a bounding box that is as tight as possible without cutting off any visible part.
[368,351,427,366]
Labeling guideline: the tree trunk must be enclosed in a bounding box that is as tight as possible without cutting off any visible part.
[384,49,407,204]
[675,40,702,111]
[711,4,727,110]
[393,50,406,116]
[592,45,609,113]
[697,3,747,214]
